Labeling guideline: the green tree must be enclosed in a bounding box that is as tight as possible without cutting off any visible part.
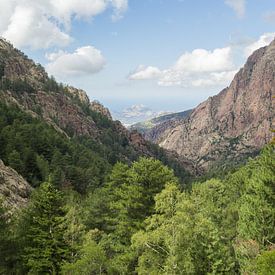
[132,183,181,275]
[7,150,24,175]
[85,158,179,274]
[0,200,12,273]
[133,181,236,274]
[36,154,50,181]
[61,231,108,275]
[233,146,275,273]
[18,181,70,274]
[63,192,86,263]
[256,250,275,275]
[131,157,178,217]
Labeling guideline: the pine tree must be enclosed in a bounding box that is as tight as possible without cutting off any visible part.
[7,150,24,175]
[18,181,70,274]
[0,200,10,273]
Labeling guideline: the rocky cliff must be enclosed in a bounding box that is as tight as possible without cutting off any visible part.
[0,160,32,211]
[0,38,153,154]
[154,39,275,171]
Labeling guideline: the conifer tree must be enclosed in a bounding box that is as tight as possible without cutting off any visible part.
[19,181,70,274]
[0,200,10,273]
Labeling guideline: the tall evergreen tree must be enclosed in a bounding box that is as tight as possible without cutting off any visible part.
[0,200,11,273]
[18,181,70,274]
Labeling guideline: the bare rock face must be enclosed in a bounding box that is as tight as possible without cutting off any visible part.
[129,130,149,154]
[0,38,111,138]
[66,86,90,105]
[0,160,32,211]
[158,40,275,171]
[90,100,112,120]
[0,39,47,87]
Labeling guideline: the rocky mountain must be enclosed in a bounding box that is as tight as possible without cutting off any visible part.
[0,38,151,155]
[147,39,275,172]
[130,109,192,143]
[0,38,191,205]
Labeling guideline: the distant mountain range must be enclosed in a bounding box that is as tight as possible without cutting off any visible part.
[130,109,192,141]
[112,104,171,126]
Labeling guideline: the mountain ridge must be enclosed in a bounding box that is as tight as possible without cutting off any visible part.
[139,39,275,171]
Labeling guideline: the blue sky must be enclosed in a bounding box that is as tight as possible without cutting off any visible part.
[0,0,274,122]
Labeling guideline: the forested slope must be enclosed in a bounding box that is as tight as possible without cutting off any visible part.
[1,143,274,274]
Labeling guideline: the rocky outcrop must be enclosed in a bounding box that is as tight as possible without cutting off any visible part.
[90,100,112,120]
[156,39,275,171]
[0,160,32,211]
[66,86,90,105]
[0,38,112,138]
[0,39,47,87]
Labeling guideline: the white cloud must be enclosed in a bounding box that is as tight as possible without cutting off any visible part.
[3,5,71,49]
[111,0,128,21]
[174,47,233,72]
[225,0,246,18]
[129,66,162,80]
[129,47,235,88]
[46,46,106,77]
[244,32,275,57]
[0,0,128,49]
[190,71,237,87]
[129,32,275,88]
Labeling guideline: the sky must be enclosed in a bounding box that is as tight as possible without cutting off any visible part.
[0,0,274,124]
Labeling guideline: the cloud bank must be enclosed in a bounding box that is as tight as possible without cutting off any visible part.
[129,47,236,88]
[129,33,275,88]
[0,0,128,49]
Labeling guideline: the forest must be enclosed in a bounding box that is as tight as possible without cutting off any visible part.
[0,101,274,274]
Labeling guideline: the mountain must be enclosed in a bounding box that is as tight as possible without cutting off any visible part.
[112,104,170,126]
[0,38,191,202]
[130,109,192,142]
[145,39,275,172]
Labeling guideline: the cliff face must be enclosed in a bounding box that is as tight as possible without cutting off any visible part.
[0,160,32,211]
[0,38,152,154]
[0,39,100,136]
[156,40,275,171]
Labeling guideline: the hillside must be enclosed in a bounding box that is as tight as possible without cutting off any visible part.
[148,39,275,172]
[0,38,190,202]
